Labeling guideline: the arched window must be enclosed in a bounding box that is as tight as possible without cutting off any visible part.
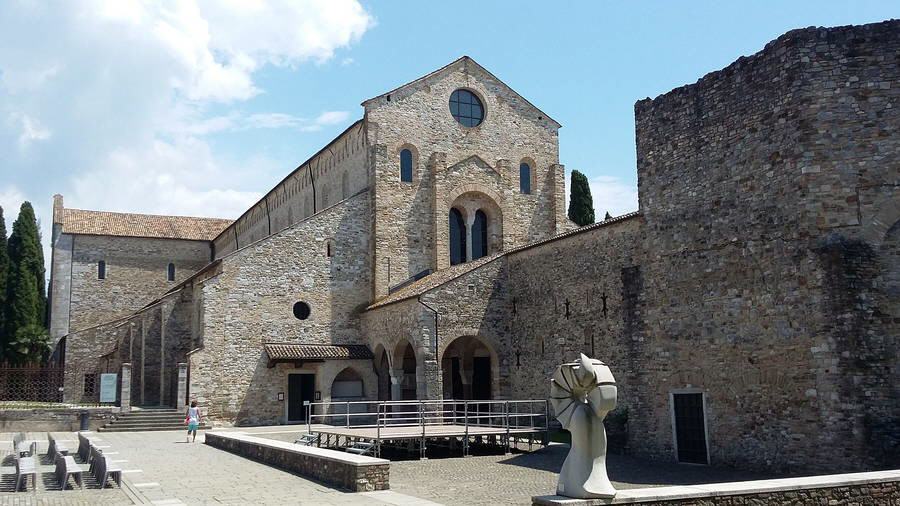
[167,263,175,282]
[449,208,466,266]
[519,163,532,194]
[98,260,106,280]
[326,240,334,258]
[472,210,488,260]
[400,149,413,183]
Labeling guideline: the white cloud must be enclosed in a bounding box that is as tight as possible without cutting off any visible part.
[14,113,52,149]
[315,110,350,125]
[565,172,639,222]
[0,186,27,232]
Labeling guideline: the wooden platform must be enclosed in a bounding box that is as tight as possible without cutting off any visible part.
[309,423,542,441]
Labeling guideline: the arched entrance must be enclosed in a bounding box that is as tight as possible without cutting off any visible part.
[441,336,497,401]
[393,340,418,400]
[373,344,391,401]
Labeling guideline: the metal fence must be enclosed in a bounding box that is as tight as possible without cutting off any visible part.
[0,366,66,403]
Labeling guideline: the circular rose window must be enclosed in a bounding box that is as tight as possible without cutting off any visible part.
[449,89,484,127]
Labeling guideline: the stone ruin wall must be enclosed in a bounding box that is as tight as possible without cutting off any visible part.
[629,20,899,471]
[212,121,368,257]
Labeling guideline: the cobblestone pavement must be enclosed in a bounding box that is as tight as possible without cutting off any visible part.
[0,432,131,506]
[97,430,436,505]
[238,427,769,506]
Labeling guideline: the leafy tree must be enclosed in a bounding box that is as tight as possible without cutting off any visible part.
[6,202,47,364]
[0,206,8,363]
[8,324,51,365]
[567,170,595,226]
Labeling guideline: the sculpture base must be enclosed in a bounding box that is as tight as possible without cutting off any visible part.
[533,495,614,505]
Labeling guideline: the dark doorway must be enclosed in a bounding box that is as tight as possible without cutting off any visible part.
[472,356,491,400]
[401,344,417,400]
[377,352,391,401]
[451,357,463,399]
[672,392,708,464]
[288,373,315,423]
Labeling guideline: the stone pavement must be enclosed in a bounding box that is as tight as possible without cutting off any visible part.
[0,431,131,505]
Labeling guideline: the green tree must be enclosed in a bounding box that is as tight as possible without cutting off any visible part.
[0,206,8,363]
[6,202,47,364]
[567,170,595,226]
[8,324,51,365]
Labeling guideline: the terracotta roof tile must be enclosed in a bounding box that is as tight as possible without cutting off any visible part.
[61,208,232,241]
[263,343,373,361]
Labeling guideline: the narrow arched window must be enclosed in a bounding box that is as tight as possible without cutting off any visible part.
[472,210,488,260]
[98,260,106,280]
[326,240,334,258]
[400,149,413,183]
[449,208,466,266]
[167,263,176,282]
[519,163,532,194]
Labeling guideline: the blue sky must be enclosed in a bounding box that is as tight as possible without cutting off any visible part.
[1,0,897,251]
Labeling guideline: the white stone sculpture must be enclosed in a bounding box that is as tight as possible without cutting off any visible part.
[550,353,617,499]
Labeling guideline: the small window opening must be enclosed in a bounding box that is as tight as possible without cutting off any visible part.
[83,373,97,397]
[400,149,413,183]
[167,263,176,282]
[519,163,532,194]
[326,240,334,258]
[293,301,311,320]
[98,260,106,280]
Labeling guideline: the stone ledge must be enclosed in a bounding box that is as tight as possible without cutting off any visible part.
[205,431,390,492]
[533,469,900,505]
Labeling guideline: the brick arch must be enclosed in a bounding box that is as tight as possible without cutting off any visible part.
[443,183,505,208]
[439,330,503,400]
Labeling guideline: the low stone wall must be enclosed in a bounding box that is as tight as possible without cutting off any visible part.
[205,432,389,492]
[533,470,900,505]
[0,407,119,432]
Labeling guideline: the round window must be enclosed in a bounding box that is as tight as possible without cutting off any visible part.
[293,301,311,320]
[449,89,484,127]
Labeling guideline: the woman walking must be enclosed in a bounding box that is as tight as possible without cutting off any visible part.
[185,401,202,442]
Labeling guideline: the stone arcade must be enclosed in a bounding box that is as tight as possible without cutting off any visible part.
[49,21,899,474]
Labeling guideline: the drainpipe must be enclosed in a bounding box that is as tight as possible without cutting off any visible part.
[417,296,440,352]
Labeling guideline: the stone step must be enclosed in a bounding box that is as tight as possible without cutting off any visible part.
[98,424,209,432]
[104,420,203,427]
[115,414,186,421]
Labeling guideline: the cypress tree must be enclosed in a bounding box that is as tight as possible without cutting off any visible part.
[0,207,8,363]
[6,202,47,364]
[567,170,595,226]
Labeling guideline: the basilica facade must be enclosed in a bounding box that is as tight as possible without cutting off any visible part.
[50,21,899,474]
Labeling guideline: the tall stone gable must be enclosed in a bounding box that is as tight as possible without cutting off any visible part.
[364,57,567,297]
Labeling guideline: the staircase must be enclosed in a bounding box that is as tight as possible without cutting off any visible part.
[345,440,375,456]
[99,407,209,432]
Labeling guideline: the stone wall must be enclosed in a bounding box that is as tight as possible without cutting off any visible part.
[212,121,368,258]
[0,407,119,432]
[631,20,899,472]
[205,432,390,492]
[191,191,375,424]
[366,57,566,297]
[62,234,212,333]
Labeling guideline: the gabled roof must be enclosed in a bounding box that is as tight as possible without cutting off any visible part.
[367,211,642,310]
[362,56,561,128]
[60,208,232,242]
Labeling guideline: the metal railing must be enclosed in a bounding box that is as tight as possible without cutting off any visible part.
[304,398,550,457]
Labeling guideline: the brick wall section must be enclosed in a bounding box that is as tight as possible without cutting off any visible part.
[190,191,376,423]
[212,121,368,257]
[63,234,212,333]
[204,432,389,492]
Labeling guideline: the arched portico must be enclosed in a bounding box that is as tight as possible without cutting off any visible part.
[440,335,500,401]
[392,339,419,400]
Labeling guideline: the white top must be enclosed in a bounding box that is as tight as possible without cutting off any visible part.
[187,407,200,423]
